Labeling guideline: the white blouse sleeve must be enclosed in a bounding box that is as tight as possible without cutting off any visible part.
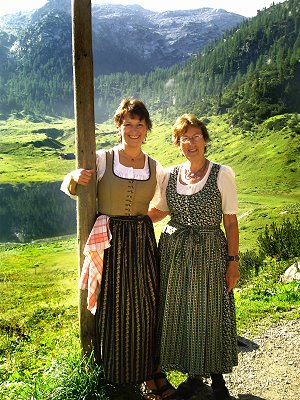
[95,149,107,180]
[149,161,169,210]
[217,165,238,214]
[151,166,171,212]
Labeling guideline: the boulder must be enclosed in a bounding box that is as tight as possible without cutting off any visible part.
[280,261,300,283]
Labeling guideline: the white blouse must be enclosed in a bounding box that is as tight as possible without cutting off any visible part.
[61,145,166,209]
[156,161,238,214]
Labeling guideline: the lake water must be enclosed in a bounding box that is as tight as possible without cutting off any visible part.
[0,182,76,243]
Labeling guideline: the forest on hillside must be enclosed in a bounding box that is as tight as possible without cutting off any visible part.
[92,0,300,125]
[0,0,299,126]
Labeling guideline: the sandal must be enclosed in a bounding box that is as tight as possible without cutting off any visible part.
[154,371,177,400]
[141,381,162,400]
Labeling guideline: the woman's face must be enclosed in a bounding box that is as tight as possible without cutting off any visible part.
[119,113,147,148]
[179,125,206,161]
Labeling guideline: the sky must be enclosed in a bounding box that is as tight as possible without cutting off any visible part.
[0,0,284,18]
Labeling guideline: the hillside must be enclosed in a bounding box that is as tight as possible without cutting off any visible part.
[1,113,299,193]
[0,0,299,246]
[0,1,243,118]
[0,112,299,248]
[0,1,298,125]
[92,0,300,123]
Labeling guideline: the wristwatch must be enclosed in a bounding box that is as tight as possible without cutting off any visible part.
[227,255,240,262]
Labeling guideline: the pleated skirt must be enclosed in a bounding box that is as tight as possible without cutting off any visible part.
[157,223,238,377]
[97,215,159,384]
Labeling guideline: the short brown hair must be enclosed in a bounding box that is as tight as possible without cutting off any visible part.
[114,98,152,131]
[172,114,210,147]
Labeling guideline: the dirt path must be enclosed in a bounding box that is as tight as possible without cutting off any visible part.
[190,318,300,400]
[225,318,300,400]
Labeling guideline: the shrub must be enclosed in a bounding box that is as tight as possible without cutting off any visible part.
[31,351,142,400]
[257,216,300,260]
[240,257,293,302]
[238,249,264,285]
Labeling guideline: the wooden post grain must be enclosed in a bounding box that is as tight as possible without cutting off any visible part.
[72,0,97,356]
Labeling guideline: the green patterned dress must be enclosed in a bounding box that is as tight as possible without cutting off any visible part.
[158,163,238,376]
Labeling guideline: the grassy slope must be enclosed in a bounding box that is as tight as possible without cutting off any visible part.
[0,113,299,250]
[0,114,76,183]
[0,239,79,398]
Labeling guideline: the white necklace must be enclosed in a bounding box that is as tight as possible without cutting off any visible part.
[185,159,208,180]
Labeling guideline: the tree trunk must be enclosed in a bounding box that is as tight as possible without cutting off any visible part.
[72,0,97,356]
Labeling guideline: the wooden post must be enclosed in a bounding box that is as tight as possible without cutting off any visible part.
[72,0,97,356]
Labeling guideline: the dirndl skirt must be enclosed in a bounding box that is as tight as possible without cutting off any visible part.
[97,215,159,384]
[157,222,238,376]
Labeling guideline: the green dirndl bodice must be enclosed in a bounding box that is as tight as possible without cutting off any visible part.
[158,163,238,376]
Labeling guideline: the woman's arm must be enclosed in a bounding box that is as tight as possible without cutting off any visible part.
[61,169,95,196]
[223,213,240,292]
[148,207,169,223]
[70,169,95,189]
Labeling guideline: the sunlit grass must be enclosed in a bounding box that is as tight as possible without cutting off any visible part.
[1,113,299,192]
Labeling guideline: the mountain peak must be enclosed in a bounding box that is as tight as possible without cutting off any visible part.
[0,1,244,73]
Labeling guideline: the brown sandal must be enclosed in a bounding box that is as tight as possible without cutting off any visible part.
[141,381,162,400]
[154,372,177,400]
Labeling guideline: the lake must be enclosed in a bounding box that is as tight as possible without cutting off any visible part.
[0,182,76,242]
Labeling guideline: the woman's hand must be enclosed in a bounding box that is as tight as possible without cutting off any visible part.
[71,169,95,186]
[226,262,240,292]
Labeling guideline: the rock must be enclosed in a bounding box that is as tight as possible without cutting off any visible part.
[280,261,300,283]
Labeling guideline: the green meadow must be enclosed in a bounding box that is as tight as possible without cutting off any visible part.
[0,112,299,398]
[1,112,299,248]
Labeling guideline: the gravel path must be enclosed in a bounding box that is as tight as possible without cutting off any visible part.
[191,319,300,400]
[190,318,300,400]
[225,318,300,400]
[115,318,299,400]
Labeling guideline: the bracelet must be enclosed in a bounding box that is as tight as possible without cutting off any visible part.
[227,255,239,262]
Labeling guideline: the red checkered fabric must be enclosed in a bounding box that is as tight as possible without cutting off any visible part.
[78,215,111,314]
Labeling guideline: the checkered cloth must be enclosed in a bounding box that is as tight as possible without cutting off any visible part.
[78,215,111,314]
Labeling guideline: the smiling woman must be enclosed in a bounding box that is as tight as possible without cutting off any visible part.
[148,113,239,400]
[60,98,168,399]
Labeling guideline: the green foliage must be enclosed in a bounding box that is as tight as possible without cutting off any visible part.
[34,353,108,400]
[1,350,109,400]
[235,256,300,332]
[238,216,300,286]
[237,256,300,314]
[238,249,264,285]
[257,216,300,260]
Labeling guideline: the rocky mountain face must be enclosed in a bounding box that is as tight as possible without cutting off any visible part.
[0,0,245,75]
